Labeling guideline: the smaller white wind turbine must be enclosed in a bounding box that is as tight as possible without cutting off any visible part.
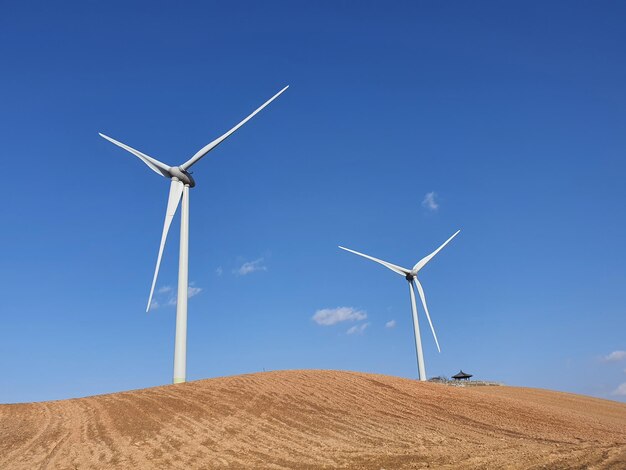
[339,230,460,381]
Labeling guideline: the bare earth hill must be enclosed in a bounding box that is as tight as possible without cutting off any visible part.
[1,370,625,469]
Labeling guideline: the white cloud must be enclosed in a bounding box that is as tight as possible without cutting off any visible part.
[158,286,172,294]
[612,382,626,396]
[347,322,370,335]
[235,258,267,276]
[165,284,203,306]
[602,351,626,362]
[312,307,367,326]
[385,320,396,328]
[149,300,159,311]
[215,266,223,276]
[188,286,202,298]
[421,191,439,211]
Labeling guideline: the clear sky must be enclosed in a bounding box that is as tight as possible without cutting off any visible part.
[1,1,625,404]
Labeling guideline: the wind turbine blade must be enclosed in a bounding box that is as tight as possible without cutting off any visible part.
[413,230,461,273]
[414,279,440,353]
[338,246,410,276]
[99,133,171,178]
[180,85,289,170]
[146,179,184,312]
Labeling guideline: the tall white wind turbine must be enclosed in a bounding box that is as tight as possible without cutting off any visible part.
[100,85,288,384]
[339,230,460,381]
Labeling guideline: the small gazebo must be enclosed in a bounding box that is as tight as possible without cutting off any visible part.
[452,370,473,381]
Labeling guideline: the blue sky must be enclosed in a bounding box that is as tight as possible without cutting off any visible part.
[1,1,625,404]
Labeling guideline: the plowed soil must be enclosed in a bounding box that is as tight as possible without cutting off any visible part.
[1,370,625,469]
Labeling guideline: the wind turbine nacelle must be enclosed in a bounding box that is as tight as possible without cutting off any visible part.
[169,167,196,187]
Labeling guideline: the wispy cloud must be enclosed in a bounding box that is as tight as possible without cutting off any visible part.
[602,351,626,362]
[421,191,439,211]
[347,322,370,335]
[235,258,267,276]
[612,382,626,396]
[188,286,202,298]
[215,266,223,276]
[312,307,367,326]
[168,285,203,305]
[385,320,396,328]
[150,283,204,307]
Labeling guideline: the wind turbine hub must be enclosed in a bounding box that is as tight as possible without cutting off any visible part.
[169,166,196,187]
[405,273,414,281]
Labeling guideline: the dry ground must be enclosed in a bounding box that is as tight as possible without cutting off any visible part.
[1,370,625,469]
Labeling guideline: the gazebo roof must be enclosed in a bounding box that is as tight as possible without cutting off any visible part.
[452,370,473,379]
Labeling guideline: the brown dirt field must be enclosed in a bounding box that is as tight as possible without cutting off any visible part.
[1,370,625,469]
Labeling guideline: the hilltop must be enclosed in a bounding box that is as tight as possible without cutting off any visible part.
[1,370,625,469]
